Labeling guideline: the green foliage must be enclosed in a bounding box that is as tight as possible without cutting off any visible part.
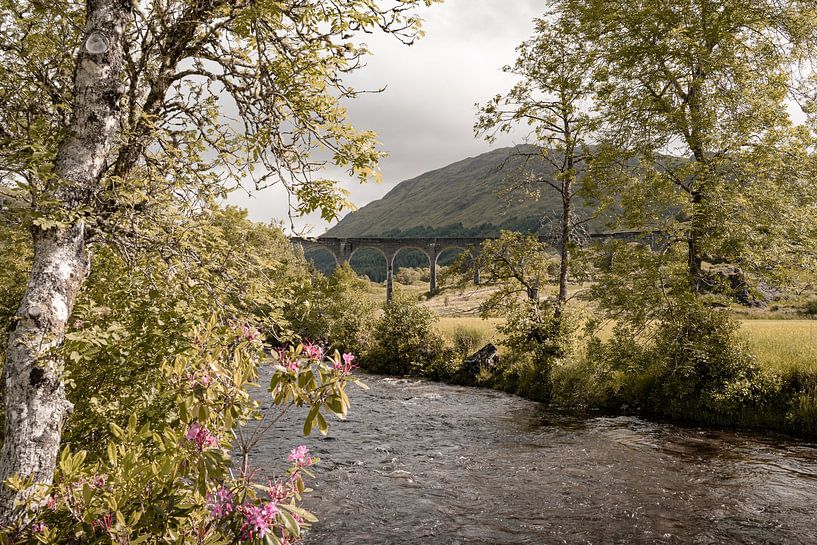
[394,267,428,286]
[287,263,377,355]
[362,292,446,376]
[0,222,31,358]
[561,0,817,291]
[492,301,580,402]
[450,326,487,359]
[57,208,311,452]
[4,318,364,543]
[476,231,556,312]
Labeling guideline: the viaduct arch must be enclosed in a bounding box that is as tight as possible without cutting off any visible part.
[292,232,662,303]
[292,236,484,303]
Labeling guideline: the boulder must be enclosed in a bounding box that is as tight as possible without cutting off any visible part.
[461,343,500,383]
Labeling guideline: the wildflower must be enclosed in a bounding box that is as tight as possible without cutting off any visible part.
[188,370,213,389]
[185,422,218,451]
[267,479,289,502]
[240,323,260,342]
[92,475,106,488]
[334,352,358,374]
[207,486,234,520]
[92,513,113,532]
[31,523,47,534]
[46,495,58,510]
[240,502,278,539]
[303,341,324,361]
[288,445,313,467]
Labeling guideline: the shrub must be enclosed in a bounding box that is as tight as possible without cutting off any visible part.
[492,301,580,402]
[362,292,446,376]
[450,325,487,359]
[394,267,424,286]
[5,320,364,543]
[804,298,817,316]
[288,263,377,355]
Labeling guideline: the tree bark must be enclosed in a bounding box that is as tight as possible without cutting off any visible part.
[557,172,574,311]
[0,0,131,524]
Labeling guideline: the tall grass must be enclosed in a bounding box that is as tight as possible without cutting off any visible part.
[738,320,817,373]
[435,317,503,343]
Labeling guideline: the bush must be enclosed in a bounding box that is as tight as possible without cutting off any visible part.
[491,302,580,402]
[7,320,364,543]
[394,267,427,286]
[361,292,446,376]
[450,325,487,359]
[288,263,377,355]
[804,298,817,316]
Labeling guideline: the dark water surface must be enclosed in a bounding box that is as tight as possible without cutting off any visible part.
[250,373,817,544]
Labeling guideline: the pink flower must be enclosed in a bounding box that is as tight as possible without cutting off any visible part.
[185,422,218,451]
[288,445,313,467]
[303,341,324,361]
[240,501,279,539]
[46,495,58,511]
[267,480,289,502]
[93,475,106,488]
[207,486,234,520]
[334,352,358,374]
[31,523,47,534]
[92,513,113,532]
[187,370,212,389]
[240,323,260,342]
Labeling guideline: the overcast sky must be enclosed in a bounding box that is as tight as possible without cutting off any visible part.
[228,0,545,235]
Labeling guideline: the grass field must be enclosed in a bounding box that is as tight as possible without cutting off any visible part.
[376,279,817,373]
[739,320,817,373]
[432,315,817,373]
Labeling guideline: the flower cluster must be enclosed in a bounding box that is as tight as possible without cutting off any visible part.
[91,513,113,532]
[288,445,314,467]
[276,347,301,374]
[239,502,279,540]
[303,341,324,361]
[187,369,212,389]
[207,486,235,520]
[206,449,314,542]
[239,323,261,343]
[185,422,218,451]
[334,352,358,375]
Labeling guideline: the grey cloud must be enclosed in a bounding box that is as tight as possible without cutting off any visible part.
[230,0,546,233]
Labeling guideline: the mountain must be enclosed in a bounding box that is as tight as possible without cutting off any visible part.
[325,145,604,239]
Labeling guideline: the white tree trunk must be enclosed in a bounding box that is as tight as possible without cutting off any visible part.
[0,0,131,524]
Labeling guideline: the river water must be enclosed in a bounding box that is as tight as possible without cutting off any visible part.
[250,373,817,544]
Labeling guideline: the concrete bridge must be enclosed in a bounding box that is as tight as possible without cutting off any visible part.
[292,231,661,303]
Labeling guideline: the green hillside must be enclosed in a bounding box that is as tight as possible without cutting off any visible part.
[325,145,602,238]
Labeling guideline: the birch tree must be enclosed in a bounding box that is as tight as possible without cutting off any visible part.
[0,0,437,522]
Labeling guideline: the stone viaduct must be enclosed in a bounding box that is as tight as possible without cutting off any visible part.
[292,231,661,303]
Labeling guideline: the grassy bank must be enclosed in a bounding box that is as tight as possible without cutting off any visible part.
[434,315,817,374]
[353,280,817,437]
[426,313,817,437]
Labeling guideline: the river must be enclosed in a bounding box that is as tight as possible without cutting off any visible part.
[249,373,817,544]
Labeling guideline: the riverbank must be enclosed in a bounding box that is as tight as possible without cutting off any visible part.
[356,287,817,439]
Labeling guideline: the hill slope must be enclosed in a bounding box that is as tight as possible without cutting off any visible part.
[326,145,601,238]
